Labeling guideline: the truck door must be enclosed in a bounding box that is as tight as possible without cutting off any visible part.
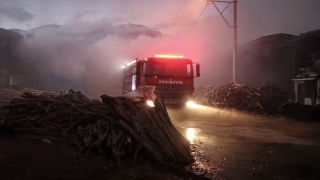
[132,66,137,90]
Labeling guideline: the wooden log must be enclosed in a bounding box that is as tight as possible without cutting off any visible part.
[0,121,14,133]
[13,127,64,137]
[106,130,112,147]
[130,107,169,157]
[146,105,182,159]
[92,123,98,138]
[112,130,125,165]
[90,122,110,149]
[114,105,134,128]
[134,105,172,156]
[133,129,144,164]
[84,126,93,148]
[57,97,82,113]
[106,116,164,164]
[3,114,28,122]
[2,102,27,109]
[76,126,85,140]
[100,95,117,107]
[43,122,64,132]
[2,90,192,165]
[21,92,40,99]
[36,112,65,123]
[155,110,191,162]
[124,135,133,154]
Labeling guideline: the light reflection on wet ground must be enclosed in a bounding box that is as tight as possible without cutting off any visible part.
[170,104,248,178]
[186,128,195,143]
[184,128,221,179]
[168,104,320,179]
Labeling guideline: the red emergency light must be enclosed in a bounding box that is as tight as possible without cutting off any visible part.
[155,54,184,58]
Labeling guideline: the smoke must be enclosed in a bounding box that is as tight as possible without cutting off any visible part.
[237,0,320,41]
[0,6,34,23]
[11,11,236,98]
[8,0,320,99]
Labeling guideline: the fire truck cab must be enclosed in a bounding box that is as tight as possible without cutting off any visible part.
[122,55,200,105]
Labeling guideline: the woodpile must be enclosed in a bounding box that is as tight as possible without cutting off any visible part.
[0,90,192,165]
[198,82,289,115]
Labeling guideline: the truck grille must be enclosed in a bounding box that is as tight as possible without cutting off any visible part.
[154,85,192,95]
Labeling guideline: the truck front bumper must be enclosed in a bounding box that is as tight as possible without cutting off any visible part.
[161,95,195,105]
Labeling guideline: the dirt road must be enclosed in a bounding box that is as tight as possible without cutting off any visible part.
[168,105,320,180]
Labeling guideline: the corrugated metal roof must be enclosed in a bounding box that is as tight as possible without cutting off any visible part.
[293,70,320,80]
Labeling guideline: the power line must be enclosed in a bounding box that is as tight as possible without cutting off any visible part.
[184,4,208,39]
[207,0,237,82]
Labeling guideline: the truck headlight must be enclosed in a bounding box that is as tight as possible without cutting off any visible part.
[186,101,202,108]
[146,100,155,107]
[186,101,196,107]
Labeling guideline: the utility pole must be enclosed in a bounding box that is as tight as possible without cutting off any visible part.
[233,0,237,83]
[207,0,238,82]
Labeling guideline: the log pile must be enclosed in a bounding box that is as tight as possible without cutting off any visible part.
[198,82,289,115]
[0,90,192,165]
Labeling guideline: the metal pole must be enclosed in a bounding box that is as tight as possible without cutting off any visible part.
[208,0,238,82]
[233,0,237,82]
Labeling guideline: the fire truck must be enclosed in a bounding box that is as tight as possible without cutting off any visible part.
[122,55,200,105]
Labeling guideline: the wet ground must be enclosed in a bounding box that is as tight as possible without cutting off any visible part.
[167,104,320,180]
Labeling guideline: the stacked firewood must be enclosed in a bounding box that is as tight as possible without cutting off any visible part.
[0,90,192,165]
[198,82,288,115]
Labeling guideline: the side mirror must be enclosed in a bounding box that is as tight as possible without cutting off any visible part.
[196,64,200,77]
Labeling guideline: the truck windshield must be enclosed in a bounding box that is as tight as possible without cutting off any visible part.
[147,62,192,77]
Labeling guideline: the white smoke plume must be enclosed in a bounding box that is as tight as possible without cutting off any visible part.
[7,0,320,98]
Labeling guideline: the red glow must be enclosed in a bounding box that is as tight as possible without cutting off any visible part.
[155,54,184,58]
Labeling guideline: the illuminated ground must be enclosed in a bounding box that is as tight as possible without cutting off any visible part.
[168,105,320,179]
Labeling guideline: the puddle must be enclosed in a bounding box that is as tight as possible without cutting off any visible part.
[184,128,221,179]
